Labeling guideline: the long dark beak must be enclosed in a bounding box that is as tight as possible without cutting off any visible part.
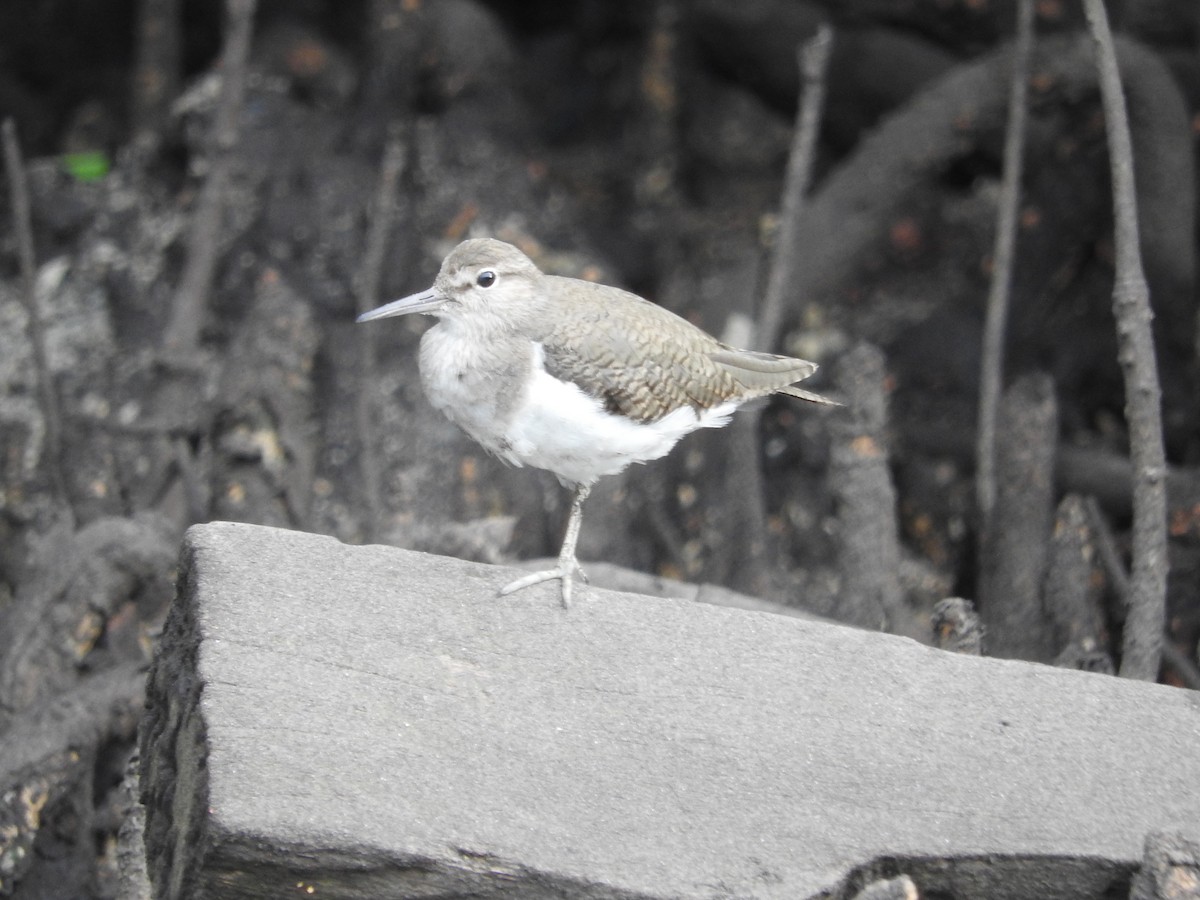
[357,287,444,323]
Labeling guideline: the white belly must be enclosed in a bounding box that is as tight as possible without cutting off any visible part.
[501,344,737,486]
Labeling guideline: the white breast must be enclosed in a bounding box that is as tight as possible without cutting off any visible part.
[419,319,528,454]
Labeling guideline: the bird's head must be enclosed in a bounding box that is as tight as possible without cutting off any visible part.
[357,238,546,333]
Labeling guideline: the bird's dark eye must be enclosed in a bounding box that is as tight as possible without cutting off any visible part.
[476,270,496,288]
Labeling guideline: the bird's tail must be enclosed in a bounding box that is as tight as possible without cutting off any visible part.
[709,348,840,406]
[777,384,842,406]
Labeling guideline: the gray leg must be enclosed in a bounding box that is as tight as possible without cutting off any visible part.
[499,483,591,607]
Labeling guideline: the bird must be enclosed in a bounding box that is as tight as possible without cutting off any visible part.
[357,238,837,607]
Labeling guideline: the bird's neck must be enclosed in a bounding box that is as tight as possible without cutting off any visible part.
[418,315,536,455]
[420,313,536,388]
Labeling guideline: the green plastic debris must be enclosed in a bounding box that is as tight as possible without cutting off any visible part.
[62,151,110,181]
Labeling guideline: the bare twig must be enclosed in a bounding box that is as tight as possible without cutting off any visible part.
[162,0,257,350]
[355,128,408,542]
[3,118,72,519]
[720,26,833,596]
[171,435,210,524]
[1082,0,1169,682]
[1161,636,1200,690]
[758,24,833,350]
[1084,496,1200,690]
[356,132,407,322]
[976,0,1034,522]
[1082,495,1130,610]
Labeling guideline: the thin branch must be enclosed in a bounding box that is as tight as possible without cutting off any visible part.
[355,127,408,542]
[1085,497,1200,689]
[162,0,257,350]
[172,434,210,524]
[1082,495,1130,610]
[720,25,833,596]
[1082,0,1169,682]
[1161,635,1200,690]
[3,118,72,520]
[976,0,1034,522]
[356,131,407,320]
[758,24,833,351]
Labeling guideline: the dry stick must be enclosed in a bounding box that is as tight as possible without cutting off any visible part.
[722,26,832,596]
[172,434,209,524]
[355,129,408,543]
[1082,496,1130,617]
[3,119,72,521]
[1149,627,1199,691]
[162,0,257,350]
[1082,0,1169,682]
[1084,497,1200,690]
[758,25,833,349]
[976,0,1034,522]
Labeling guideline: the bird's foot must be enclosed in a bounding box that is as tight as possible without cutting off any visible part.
[499,561,588,608]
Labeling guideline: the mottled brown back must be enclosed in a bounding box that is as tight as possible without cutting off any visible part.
[533,276,824,423]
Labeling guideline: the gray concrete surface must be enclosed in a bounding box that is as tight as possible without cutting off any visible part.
[140,522,1200,899]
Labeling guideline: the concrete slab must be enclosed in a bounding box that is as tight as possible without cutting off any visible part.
[140,522,1200,899]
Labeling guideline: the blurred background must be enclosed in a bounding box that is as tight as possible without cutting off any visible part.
[1,1,1199,896]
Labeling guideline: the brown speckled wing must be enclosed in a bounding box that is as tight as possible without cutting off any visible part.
[535,277,822,423]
